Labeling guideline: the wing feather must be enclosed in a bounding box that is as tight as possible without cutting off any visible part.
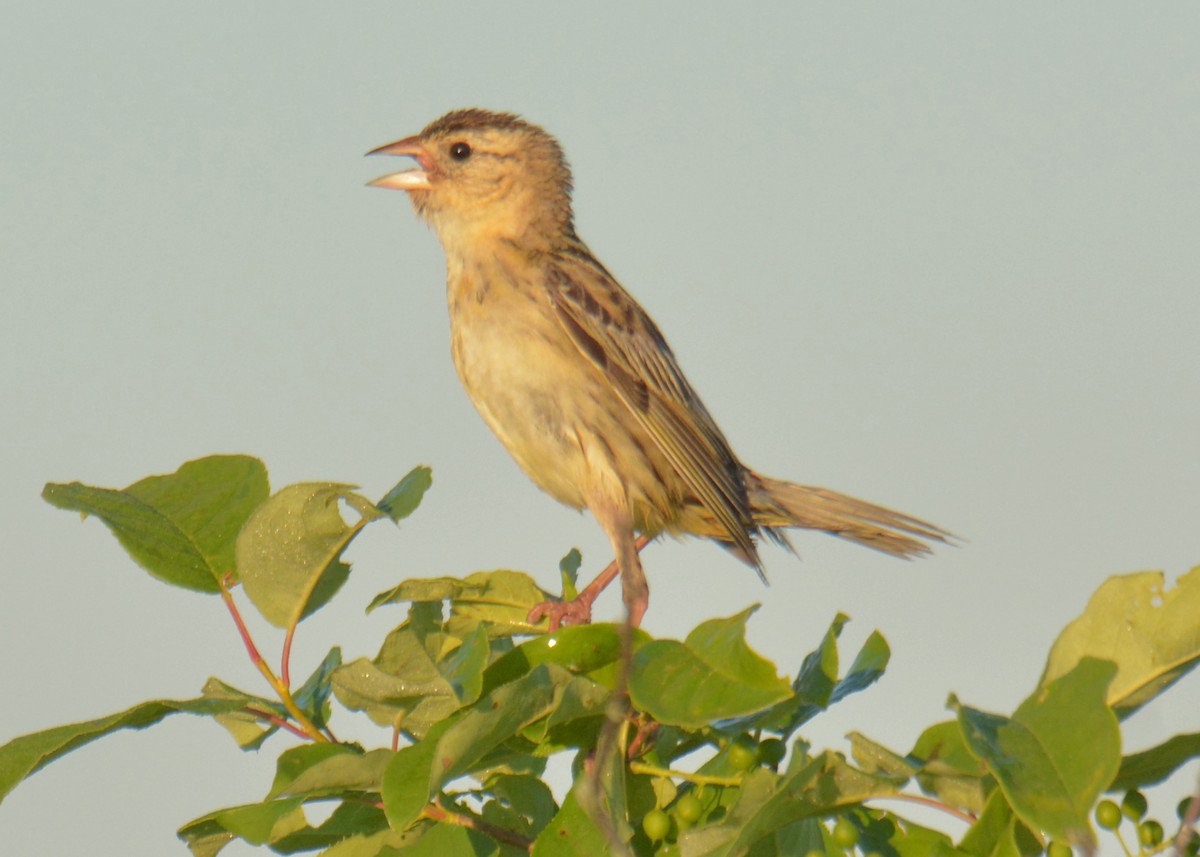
[544,251,761,567]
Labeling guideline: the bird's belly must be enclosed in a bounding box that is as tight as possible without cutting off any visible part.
[451,308,599,509]
[449,296,678,523]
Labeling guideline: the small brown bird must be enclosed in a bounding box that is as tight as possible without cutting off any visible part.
[369,109,948,629]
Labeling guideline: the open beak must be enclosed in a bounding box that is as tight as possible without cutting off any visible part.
[366,135,433,191]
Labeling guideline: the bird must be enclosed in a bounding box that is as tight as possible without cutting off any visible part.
[368,108,950,629]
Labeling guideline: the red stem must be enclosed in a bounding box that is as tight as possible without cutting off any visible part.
[869,793,977,825]
[424,799,534,852]
[219,573,266,668]
[244,706,311,740]
[282,621,296,688]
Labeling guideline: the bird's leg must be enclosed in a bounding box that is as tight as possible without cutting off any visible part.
[614,523,649,627]
[528,533,651,632]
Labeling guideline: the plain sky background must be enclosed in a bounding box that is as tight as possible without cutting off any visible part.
[3,4,1198,855]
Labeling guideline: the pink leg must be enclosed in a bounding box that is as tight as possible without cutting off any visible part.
[528,533,651,631]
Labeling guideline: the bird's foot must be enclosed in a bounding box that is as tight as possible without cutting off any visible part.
[527,596,594,633]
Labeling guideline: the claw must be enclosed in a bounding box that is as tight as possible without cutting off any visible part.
[528,597,594,632]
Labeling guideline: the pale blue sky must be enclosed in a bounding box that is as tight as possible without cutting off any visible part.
[3,4,1198,855]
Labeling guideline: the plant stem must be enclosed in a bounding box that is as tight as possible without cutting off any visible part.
[243,706,312,740]
[218,574,328,743]
[1112,827,1134,857]
[628,762,743,788]
[867,794,977,825]
[422,799,533,852]
[282,621,296,688]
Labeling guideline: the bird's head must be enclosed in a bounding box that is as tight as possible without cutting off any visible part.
[369,108,575,252]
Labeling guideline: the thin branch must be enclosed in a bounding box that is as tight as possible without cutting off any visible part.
[423,798,534,852]
[282,621,297,688]
[243,706,312,740]
[1174,787,1200,855]
[867,793,977,826]
[626,716,658,761]
[217,573,328,743]
[627,762,743,789]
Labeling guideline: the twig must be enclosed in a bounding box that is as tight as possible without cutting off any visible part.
[281,621,297,688]
[577,608,636,857]
[1174,787,1200,855]
[423,798,534,852]
[217,573,328,743]
[867,793,977,825]
[627,762,743,789]
[243,706,312,740]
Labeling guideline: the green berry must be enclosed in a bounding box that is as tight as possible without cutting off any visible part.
[643,808,670,841]
[831,816,859,847]
[674,793,702,824]
[1047,841,1072,857]
[726,738,758,771]
[758,738,786,768]
[1121,789,1148,820]
[1138,819,1164,847]
[1180,796,1197,821]
[1095,799,1121,830]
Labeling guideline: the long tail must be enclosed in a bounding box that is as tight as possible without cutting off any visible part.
[746,471,952,558]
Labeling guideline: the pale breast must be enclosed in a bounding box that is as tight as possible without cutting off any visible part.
[445,253,687,531]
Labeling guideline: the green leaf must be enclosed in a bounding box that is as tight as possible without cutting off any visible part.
[1041,566,1200,717]
[269,742,361,797]
[293,646,342,731]
[535,675,610,743]
[178,798,306,850]
[315,826,424,856]
[269,746,393,799]
[482,774,559,840]
[954,657,1119,848]
[237,482,384,627]
[0,695,247,804]
[269,802,390,853]
[382,664,574,830]
[368,569,553,637]
[380,731,443,833]
[401,822,501,856]
[440,624,489,707]
[792,612,847,709]
[676,752,903,856]
[482,623,646,695]
[958,790,1044,857]
[201,677,284,750]
[630,607,791,728]
[908,720,990,813]
[376,466,433,523]
[558,548,582,600]
[1111,731,1200,791]
[179,782,396,854]
[848,732,917,783]
[531,783,612,857]
[832,629,890,703]
[864,813,973,857]
[718,614,889,736]
[42,455,268,592]
[177,818,235,857]
[331,605,486,739]
[766,817,833,856]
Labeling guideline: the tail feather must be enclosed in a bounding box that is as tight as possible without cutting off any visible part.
[747,471,952,558]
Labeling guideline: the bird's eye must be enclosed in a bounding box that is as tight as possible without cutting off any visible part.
[449,142,472,161]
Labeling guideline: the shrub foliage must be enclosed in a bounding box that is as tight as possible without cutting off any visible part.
[3,455,1199,856]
